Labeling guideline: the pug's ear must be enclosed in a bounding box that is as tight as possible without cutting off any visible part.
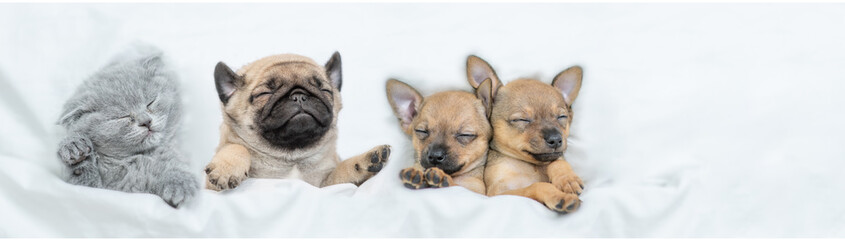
[214,61,243,105]
[325,51,342,91]
[466,55,502,96]
[552,65,583,106]
[475,78,496,119]
[386,79,423,133]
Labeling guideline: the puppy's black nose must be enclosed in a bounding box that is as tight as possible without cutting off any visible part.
[543,128,563,149]
[290,89,308,103]
[426,146,447,164]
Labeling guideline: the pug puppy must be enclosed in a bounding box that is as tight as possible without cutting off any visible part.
[205,52,390,191]
[467,55,584,213]
[385,77,495,195]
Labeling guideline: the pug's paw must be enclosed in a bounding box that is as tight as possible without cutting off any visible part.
[204,157,249,191]
[365,145,391,173]
[400,167,425,189]
[423,168,454,188]
[552,174,584,195]
[546,192,581,213]
[58,135,94,165]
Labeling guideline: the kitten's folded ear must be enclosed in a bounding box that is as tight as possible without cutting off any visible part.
[215,62,243,105]
[58,104,89,127]
[141,55,165,75]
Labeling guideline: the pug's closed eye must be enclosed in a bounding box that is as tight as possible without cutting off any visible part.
[250,92,273,103]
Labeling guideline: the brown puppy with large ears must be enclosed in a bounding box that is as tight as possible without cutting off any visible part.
[467,55,584,213]
[385,78,495,195]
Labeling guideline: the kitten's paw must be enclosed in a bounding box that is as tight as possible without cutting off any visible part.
[66,160,103,188]
[552,175,584,195]
[399,167,425,189]
[423,168,454,188]
[545,193,581,213]
[204,159,249,191]
[58,135,94,165]
[365,145,390,173]
[160,174,199,208]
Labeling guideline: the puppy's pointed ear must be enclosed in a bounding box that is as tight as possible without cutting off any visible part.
[215,61,243,105]
[475,78,496,119]
[325,51,342,91]
[386,79,423,133]
[466,55,502,95]
[552,65,583,106]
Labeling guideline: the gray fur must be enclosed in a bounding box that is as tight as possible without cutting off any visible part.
[56,48,198,208]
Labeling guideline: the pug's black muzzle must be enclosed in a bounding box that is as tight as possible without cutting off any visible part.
[258,87,333,150]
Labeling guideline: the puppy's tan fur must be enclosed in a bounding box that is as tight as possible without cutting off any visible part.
[386,79,494,195]
[205,53,389,191]
[468,56,584,213]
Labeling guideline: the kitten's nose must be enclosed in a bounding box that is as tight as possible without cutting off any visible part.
[139,119,151,129]
[137,115,152,129]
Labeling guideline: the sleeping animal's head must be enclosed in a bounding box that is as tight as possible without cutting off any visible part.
[386,79,494,176]
[466,55,583,165]
[58,55,181,155]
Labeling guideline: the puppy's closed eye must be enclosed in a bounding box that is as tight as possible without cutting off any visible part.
[510,118,532,124]
[456,133,477,145]
[414,129,429,139]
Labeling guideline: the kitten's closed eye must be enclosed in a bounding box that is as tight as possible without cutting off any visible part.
[146,98,157,111]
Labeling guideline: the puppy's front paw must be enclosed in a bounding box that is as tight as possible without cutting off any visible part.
[160,174,199,208]
[546,193,581,213]
[423,168,454,188]
[365,144,391,173]
[552,175,584,195]
[400,167,425,189]
[205,158,249,191]
[58,135,94,165]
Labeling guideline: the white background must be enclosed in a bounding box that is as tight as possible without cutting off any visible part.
[1,3,844,237]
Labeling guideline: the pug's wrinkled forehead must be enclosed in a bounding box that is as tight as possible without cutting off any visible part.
[237,54,329,86]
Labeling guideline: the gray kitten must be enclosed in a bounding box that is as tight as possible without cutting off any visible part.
[56,49,198,208]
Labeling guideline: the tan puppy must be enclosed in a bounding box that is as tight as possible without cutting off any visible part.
[467,55,584,213]
[205,52,390,191]
[385,78,494,195]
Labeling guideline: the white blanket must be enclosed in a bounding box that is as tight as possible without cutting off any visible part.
[1,3,844,237]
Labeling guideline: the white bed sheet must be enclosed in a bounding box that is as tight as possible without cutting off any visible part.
[1,3,844,237]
